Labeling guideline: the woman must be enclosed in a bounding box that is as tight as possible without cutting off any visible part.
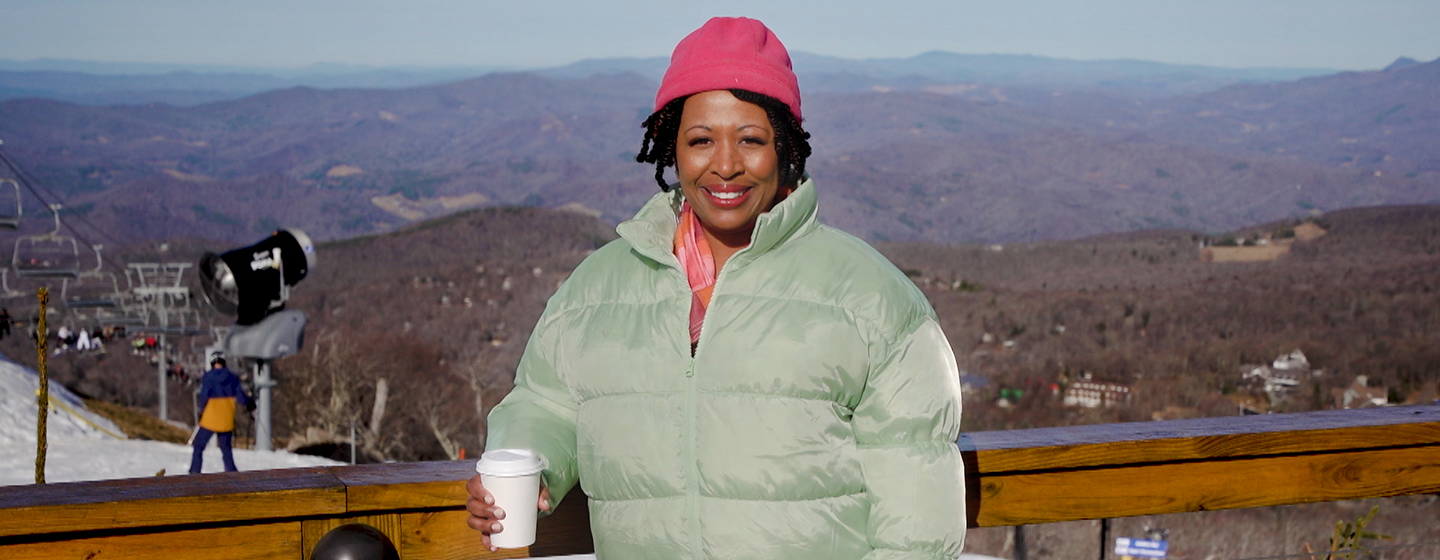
[467,17,966,560]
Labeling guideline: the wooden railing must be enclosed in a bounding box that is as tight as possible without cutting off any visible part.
[1,405,1437,559]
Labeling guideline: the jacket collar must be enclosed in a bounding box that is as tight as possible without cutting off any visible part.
[617,175,818,270]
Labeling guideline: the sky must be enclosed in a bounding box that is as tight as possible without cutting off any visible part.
[1,0,1437,72]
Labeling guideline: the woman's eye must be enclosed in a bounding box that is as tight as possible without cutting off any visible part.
[687,137,712,147]
[741,136,768,146]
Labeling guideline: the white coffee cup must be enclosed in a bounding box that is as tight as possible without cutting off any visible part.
[475,448,546,549]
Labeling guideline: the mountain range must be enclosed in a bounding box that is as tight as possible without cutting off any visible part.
[0,54,1434,246]
[1,52,1336,106]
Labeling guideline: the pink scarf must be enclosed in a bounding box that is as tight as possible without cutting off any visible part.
[673,202,715,344]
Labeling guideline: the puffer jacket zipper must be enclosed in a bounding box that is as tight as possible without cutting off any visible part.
[683,252,744,560]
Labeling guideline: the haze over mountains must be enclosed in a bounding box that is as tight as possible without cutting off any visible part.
[0,53,1337,106]
[0,53,1434,245]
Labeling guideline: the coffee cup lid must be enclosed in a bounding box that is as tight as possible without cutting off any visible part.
[475,448,546,477]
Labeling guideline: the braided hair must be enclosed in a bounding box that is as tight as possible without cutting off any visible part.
[635,89,812,192]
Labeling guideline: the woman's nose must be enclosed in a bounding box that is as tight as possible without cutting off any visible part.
[711,143,742,180]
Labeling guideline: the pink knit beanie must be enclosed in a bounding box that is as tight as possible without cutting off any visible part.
[654,17,802,121]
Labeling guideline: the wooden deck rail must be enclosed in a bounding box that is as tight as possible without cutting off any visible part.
[1,405,1437,559]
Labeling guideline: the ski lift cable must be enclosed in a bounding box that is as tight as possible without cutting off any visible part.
[0,148,116,245]
[0,148,124,249]
[0,151,90,279]
[0,148,131,278]
[0,146,212,335]
[0,146,214,330]
[0,148,62,214]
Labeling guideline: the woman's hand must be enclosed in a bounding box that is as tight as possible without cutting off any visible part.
[465,474,552,552]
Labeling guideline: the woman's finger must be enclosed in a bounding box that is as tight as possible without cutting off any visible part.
[465,475,494,505]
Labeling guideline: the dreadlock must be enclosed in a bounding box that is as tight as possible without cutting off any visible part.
[635,89,812,192]
[636,96,687,191]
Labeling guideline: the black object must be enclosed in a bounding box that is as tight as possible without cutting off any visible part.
[311,523,400,560]
[198,229,315,326]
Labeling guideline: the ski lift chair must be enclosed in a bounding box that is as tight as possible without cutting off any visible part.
[0,179,19,230]
[12,204,80,278]
[174,308,210,336]
[95,306,148,328]
[0,269,28,300]
[133,313,207,337]
[62,272,123,309]
[62,246,122,308]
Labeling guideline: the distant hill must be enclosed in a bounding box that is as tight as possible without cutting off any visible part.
[529,51,1338,98]
[0,58,1435,245]
[0,61,514,106]
[1135,56,1440,176]
[3,52,1338,107]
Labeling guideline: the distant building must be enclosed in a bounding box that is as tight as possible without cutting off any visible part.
[1331,376,1388,409]
[1241,349,1316,403]
[1064,379,1132,408]
[1272,349,1309,371]
[1240,364,1300,403]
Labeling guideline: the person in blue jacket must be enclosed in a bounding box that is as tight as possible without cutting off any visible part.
[189,356,254,473]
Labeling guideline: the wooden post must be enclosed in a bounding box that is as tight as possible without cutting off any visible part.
[33,287,49,485]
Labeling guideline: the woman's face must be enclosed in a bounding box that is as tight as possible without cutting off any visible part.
[675,90,787,244]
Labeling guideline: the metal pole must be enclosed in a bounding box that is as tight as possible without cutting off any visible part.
[158,333,167,423]
[254,360,274,451]
[1098,518,1110,560]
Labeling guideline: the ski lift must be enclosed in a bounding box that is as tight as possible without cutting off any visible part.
[94,305,148,327]
[0,269,26,299]
[132,308,209,336]
[12,204,80,278]
[0,179,19,230]
[62,245,122,308]
[63,272,123,308]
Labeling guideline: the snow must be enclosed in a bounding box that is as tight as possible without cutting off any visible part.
[0,353,342,487]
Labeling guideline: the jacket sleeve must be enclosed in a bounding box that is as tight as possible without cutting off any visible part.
[485,311,581,513]
[854,315,966,560]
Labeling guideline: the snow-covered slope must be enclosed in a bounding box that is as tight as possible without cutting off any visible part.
[0,353,341,486]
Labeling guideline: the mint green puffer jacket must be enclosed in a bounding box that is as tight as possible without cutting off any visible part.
[486,177,966,560]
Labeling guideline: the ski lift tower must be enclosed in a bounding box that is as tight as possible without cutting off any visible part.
[127,261,199,424]
[196,229,315,452]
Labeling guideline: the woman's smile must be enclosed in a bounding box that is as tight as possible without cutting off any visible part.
[699,184,753,208]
